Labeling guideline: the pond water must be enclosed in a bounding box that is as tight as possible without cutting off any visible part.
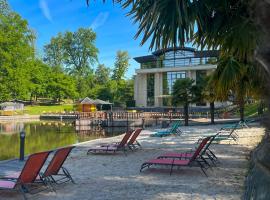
[0,120,128,161]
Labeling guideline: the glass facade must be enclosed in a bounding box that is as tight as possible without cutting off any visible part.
[163,71,186,95]
[141,60,163,69]
[147,74,155,106]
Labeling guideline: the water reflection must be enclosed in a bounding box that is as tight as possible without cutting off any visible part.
[0,121,127,161]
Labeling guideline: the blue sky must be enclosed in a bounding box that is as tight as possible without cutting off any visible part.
[9,0,152,78]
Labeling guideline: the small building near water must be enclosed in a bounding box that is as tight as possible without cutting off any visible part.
[0,102,24,116]
[76,97,113,112]
[76,97,97,112]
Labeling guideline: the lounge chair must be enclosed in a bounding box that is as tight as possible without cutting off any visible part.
[158,135,219,166]
[214,126,238,142]
[127,128,143,150]
[41,146,75,185]
[140,137,211,176]
[151,121,182,137]
[0,151,52,200]
[87,130,133,155]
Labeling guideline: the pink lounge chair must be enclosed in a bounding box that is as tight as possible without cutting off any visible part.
[140,137,211,176]
[157,135,219,166]
[0,151,52,200]
[87,130,133,155]
[127,128,143,150]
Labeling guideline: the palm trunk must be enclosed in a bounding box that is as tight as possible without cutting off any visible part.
[184,103,189,126]
[239,98,245,122]
[210,101,215,124]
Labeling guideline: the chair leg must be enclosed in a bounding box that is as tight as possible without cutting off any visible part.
[62,167,75,184]
[197,161,207,177]
[169,164,174,175]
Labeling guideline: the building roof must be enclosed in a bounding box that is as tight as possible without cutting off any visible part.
[79,97,97,104]
[133,55,158,64]
[78,97,113,105]
[94,99,113,105]
[152,47,195,56]
[134,47,220,63]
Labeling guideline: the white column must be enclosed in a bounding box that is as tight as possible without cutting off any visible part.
[154,73,163,107]
[135,74,147,107]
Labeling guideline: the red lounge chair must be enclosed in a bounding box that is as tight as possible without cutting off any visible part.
[87,130,133,155]
[140,137,211,176]
[127,128,143,150]
[41,146,75,185]
[0,151,52,200]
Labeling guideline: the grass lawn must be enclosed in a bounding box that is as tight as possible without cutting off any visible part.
[24,104,75,115]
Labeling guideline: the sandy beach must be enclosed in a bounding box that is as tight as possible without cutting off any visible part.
[0,124,264,200]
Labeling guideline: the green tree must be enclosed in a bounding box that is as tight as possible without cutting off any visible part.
[28,59,51,103]
[46,69,78,103]
[44,28,98,76]
[0,11,35,101]
[95,64,111,84]
[201,75,217,124]
[112,51,130,80]
[44,28,99,98]
[172,78,199,126]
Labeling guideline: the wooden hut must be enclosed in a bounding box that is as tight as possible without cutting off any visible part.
[77,97,97,112]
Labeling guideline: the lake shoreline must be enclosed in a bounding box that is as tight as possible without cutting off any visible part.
[0,115,40,122]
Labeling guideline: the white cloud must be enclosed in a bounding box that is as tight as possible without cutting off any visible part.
[39,0,52,22]
[90,12,109,30]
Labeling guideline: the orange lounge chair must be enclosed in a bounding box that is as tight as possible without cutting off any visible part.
[41,146,75,185]
[0,151,52,199]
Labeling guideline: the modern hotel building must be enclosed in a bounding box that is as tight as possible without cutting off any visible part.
[133,47,219,108]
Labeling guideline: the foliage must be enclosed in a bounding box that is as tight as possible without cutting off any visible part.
[0,11,35,101]
[172,78,199,126]
[172,78,199,106]
[44,28,98,76]
[112,50,130,80]
[95,64,111,84]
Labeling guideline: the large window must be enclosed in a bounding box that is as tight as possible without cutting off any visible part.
[163,71,186,95]
[147,74,155,106]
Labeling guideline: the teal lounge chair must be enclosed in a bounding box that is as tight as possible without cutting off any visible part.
[151,121,182,137]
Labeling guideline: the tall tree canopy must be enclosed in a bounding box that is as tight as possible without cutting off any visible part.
[0,7,35,101]
[95,64,111,84]
[112,50,130,80]
[44,28,99,76]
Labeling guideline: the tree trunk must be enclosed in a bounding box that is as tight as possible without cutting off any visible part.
[30,93,33,105]
[210,101,215,124]
[239,98,245,122]
[184,103,189,126]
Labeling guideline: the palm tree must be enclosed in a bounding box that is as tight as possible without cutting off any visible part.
[200,75,216,124]
[172,78,199,126]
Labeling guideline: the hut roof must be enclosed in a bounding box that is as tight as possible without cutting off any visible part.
[79,97,97,104]
[94,99,113,105]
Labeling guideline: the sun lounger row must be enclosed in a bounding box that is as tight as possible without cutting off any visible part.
[87,128,143,155]
[0,146,75,199]
[140,135,219,176]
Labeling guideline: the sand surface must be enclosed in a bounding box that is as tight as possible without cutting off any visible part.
[0,124,264,200]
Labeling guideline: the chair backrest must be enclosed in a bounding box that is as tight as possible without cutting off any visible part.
[190,137,211,162]
[18,151,51,184]
[200,134,218,155]
[128,128,142,145]
[43,146,75,177]
[118,130,133,148]
[170,121,180,133]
